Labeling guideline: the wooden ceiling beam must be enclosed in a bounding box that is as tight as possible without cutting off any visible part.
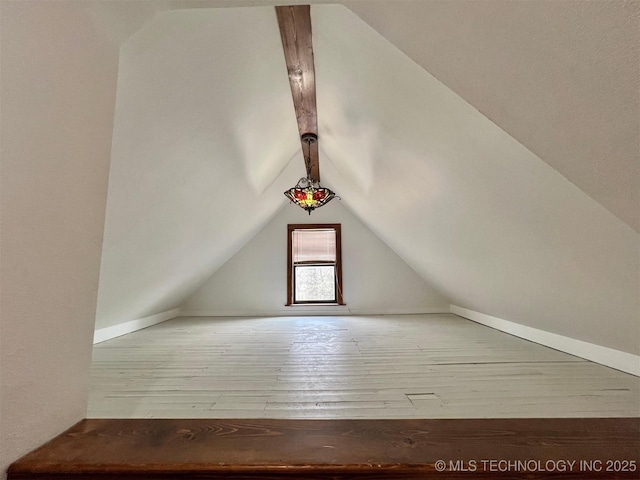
[276,5,320,182]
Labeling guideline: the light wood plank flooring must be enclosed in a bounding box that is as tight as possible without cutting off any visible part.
[88,314,639,418]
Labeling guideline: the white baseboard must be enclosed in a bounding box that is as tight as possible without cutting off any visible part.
[93,308,180,344]
[348,307,449,315]
[180,307,349,317]
[450,305,640,377]
[179,306,449,318]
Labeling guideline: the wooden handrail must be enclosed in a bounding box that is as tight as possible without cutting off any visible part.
[8,418,640,479]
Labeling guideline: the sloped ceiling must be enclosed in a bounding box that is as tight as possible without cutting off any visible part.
[96,3,638,356]
[345,0,640,232]
[312,5,638,355]
[95,6,302,327]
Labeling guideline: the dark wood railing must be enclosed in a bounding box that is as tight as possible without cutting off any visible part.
[8,418,639,479]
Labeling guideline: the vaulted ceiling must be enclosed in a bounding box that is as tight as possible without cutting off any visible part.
[347,0,639,232]
[94,1,639,355]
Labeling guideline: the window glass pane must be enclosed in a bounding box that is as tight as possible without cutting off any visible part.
[292,229,336,263]
[294,265,336,302]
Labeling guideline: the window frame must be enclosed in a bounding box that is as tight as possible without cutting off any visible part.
[286,224,343,306]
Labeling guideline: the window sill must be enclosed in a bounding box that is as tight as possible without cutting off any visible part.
[285,303,347,307]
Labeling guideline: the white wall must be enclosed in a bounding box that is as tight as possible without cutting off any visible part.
[96,3,637,357]
[0,2,120,476]
[345,0,640,232]
[313,5,640,356]
[94,7,302,330]
[182,201,451,316]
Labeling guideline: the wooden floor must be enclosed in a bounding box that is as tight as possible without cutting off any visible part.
[88,314,639,419]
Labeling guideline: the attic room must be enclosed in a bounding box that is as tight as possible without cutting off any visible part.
[1,0,638,479]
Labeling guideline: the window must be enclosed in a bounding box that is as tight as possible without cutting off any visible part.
[287,224,343,305]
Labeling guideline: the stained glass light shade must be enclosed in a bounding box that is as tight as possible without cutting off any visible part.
[284,177,336,215]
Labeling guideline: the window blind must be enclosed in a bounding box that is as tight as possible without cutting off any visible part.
[292,228,336,263]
